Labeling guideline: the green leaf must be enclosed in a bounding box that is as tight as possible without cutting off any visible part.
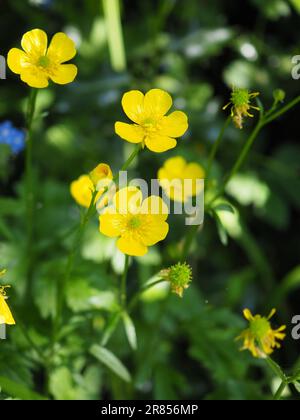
[90,345,131,383]
[122,312,137,350]
[49,368,78,400]
[0,376,47,400]
[101,311,122,346]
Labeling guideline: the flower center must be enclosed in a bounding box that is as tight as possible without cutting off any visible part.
[250,317,270,340]
[37,55,50,68]
[127,216,142,230]
[142,118,159,133]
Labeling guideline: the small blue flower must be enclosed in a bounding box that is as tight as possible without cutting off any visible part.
[0,121,26,154]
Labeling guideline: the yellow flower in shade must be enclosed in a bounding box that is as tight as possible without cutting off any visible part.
[115,89,188,153]
[158,156,205,202]
[223,88,260,129]
[237,309,286,358]
[71,164,113,209]
[0,270,16,326]
[99,187,169,256]
[8,28,77,88]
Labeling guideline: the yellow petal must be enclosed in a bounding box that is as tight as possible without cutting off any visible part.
[117,236,148,257]
[90,163,113,187]
[99,210,124,238]
[70,175,94,208]
[21,29,48,57]
[145,135,177,153]
[50,64,77,85]
[140,217,169,246]
[115,122,145,143]
[0,296,16,325]
[121,90,145,124]
[7,48,30,74]
[243,309,254,321]
[159,111,188,137]
[47,32,77,63]
[20,68,49,88]
[114,187,143,214]
[144,89,172,118]
[141,196,169,220]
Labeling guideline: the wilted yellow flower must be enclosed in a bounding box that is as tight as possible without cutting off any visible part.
[99,187,169,256]
[115,89,188,153]
[161,262,192,297]
[237,309,286,358]
[158,156,205,202]
[8,28,77,88]
[223,88,260,129]
[0,270,16,326]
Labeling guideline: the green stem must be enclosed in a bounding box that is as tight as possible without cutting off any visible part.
[121,255,130,308]
[274,380,287,401]
[25,88,38,299]
[208,95,300,207]
[206,116,231,179]
[15,315,46,364]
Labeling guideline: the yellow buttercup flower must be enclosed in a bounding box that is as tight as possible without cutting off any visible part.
[158,156,205,202]
[89,163,113,187]
[223,88,260,129]
[8,28,77,88]
[99,187,169,256]
[0,270,16,326]
[115,89,188,153]
[237,309,286,359]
